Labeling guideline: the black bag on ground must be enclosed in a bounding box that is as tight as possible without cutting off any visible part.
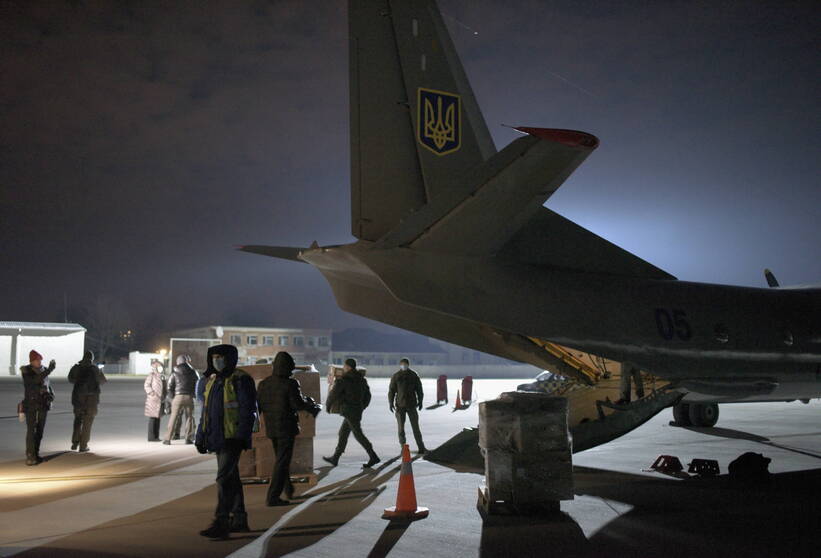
[728,452,771,483]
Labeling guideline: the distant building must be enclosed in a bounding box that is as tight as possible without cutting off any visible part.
[0,321,86,377]
[425,337,516,366]
[330,328,448,367]
[168,325,332,371]
[127,351,166,376]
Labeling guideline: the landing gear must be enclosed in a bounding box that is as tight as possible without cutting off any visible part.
[672,402,719,427]
[688,403,719,427]
[672,403,691,426]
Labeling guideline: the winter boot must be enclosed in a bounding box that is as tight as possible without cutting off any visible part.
[363,451,381,468]
[322,454,339,467]
[229,512,250,533]
[199,517,230,539]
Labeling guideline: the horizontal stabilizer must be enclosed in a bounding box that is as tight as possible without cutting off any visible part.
[237,245,306,263]
[501,207,675,280]
[377,127,599,255]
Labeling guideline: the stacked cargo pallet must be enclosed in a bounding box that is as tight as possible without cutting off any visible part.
[239,365,320,486]
[478,392,573,516]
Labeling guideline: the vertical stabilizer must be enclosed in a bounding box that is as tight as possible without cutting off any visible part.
[349,0,495,241]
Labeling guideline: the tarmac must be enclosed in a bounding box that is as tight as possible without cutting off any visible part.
[1,376,819,557]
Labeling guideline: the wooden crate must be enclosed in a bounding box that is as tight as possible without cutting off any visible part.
[252,434,314,481]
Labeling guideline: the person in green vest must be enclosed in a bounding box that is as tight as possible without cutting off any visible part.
[195,344,257,540]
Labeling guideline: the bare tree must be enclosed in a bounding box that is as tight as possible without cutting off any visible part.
[84,295,132,362]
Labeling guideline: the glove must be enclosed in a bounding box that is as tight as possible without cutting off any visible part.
[417,403,423,411]
[49,359,56,368]
[195,443,207,455]
[389,405,395,413]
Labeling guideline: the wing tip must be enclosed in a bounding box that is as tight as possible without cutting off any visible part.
[236,245,306,263]
[515,127,599,150]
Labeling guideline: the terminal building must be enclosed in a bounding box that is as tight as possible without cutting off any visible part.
[0,321,86,377]
[330,328,514,368]
[330,328,448,367]
[168,325,332,371]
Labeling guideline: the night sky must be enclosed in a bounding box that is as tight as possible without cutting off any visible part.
[1,1,818,340]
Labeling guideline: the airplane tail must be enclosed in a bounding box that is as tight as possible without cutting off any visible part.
[349,0,495,241]
[349,0,673,280]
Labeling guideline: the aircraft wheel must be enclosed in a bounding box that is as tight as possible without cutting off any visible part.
[672,403,691,426]
[689,403,719,427]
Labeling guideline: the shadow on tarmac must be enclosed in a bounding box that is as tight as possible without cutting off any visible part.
[477,465,821,558]
[366,519,412,558]
[682,426,821,460]
[260,457,402,557]
[41,450,72,463]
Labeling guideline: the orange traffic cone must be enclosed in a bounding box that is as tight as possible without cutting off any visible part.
[454,390,462,410]
[382,444,429,521]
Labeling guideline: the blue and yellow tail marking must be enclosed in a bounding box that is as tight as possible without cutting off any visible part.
[418,88,461,156]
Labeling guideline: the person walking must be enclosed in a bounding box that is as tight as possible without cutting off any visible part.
[195,344,257,539]
[163,354,198,445]
[68,351,106,452]
[322,358,380,469]
[20,350,56,465]
[388,358,427,454]
[256,352,321,506]
[144,360,166,442]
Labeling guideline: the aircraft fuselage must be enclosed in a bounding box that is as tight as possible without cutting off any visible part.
[301,242,821,403]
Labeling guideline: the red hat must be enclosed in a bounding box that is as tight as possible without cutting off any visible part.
[29,350,43,362]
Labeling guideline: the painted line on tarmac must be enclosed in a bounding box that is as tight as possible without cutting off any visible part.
[0,469,213,484]
[0,411,73,420]
[0,459,215,557]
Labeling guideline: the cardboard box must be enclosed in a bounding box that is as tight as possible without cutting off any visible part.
[255,438,275,478]
[253,436,314,479]
[479,393,574,504]
[292,436,314,474]
[483,449,573,503]
[238,364,320,480]
[327,365,366,387]
[239,448,256,478]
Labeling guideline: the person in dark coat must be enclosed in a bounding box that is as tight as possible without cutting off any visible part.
[68,351,106,452]
[195,344,257,539]
[20,350,55,465]
[388,358,427,454]
[144,360,166,441]
[256,351,321,506]
[322,358,380,468]
[163,354,199,444]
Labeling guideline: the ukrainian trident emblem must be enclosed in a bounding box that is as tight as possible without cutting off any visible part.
[418,88,461,155]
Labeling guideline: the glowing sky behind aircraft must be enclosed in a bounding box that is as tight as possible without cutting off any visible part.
[1,1,817,337]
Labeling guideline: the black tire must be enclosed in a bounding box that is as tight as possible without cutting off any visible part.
[672,403,692,426]
[689,403,719,427]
